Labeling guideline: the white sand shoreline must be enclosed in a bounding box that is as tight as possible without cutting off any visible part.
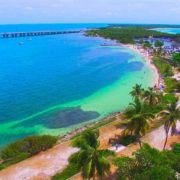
[122,43,160,87]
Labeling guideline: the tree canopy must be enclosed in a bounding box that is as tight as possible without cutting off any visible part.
[155,40,164,47]
[173,53,180,64]
[114,143,179,180]
[69,129,115,179]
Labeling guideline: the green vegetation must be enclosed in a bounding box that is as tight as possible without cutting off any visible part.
[55,129,115,180]
[70,129,115,179]
[116,135,137,146]
[164,77,180,93]
[0,135,57,170]
[52,162,79,180]
[172,143,180,154]
[138,39,144,44]
[153,57,174,77]
[121,99,154,147]
[162,93,178,104]
[142,87,161,108]
[155,40,164,47]
[158,102,180,150]
[114,143,179,180]
[130,84,144,100]
[173,52,180,65]
[143,41,152,49]
[86,27,179,44]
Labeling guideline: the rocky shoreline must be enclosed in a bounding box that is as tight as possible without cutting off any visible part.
[58,111,123,141]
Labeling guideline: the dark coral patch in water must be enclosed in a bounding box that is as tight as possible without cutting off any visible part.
[13,106,100,129]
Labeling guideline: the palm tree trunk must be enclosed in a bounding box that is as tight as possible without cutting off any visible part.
[163,126,170,150]
[137,136,142,148]
[138,139,142,148]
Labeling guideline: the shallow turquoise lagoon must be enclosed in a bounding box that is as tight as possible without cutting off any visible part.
[0,24,156,148]
[153,28,180,34]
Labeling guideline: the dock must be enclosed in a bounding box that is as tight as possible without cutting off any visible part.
[0,30,84,38]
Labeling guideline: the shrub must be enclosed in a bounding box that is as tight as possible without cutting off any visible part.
[172,143,180,155]
[24,135,57,155]
[52,162,80,180]
[153,59,174,77]
[114,144,177,180]
[1,135,57,161]
[155,40,164,47]
[173,53,180,64]
[164,78,180,93]
[0,153,29,170]
[117,135,137,146]
[162,93,178,104]
[1,140,27,161]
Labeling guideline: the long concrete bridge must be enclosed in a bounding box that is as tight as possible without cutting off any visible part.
[0,30,84,38]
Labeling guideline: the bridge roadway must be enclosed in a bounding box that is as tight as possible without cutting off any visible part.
[0,30,84,38]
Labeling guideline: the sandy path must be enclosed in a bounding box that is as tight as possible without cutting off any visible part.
[117,120,180,158]
[0,141,78,180]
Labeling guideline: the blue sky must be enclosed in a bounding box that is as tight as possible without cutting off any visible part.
[0,0,180,24]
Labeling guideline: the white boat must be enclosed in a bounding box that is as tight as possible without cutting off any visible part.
[19,42,24,45]
[27,38,32,41]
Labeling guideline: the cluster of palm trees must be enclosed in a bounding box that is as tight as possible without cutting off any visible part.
[68,84,180,179]
[123,84,180,150]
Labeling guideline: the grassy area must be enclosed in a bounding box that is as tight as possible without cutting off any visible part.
[52,162,80,180]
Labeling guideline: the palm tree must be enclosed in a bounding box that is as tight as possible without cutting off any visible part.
[130,84,144,100]
[122,99,154,148]
[158,102,180,150]
[69,129,115,180]
[142,87,161,108]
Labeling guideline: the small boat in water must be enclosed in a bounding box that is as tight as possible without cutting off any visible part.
[19,42,24,45]
[27,38,32,41]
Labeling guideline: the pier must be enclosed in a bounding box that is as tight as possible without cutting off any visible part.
[0,30,84,38]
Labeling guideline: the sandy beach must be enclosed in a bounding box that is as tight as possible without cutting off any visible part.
[124,44,161,87]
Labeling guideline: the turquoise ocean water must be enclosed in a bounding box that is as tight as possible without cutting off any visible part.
[153,28,180,34]
[0,24,157,149]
